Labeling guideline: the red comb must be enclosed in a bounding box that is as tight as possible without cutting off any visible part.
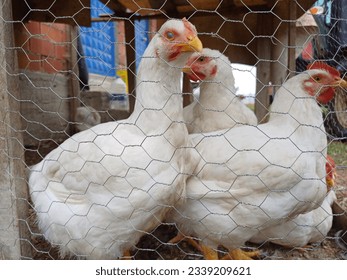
[326,154,336,169]
[307,61,340,77]
[326,154,336,179]
[326,154,336,189]
[182,18,195,35]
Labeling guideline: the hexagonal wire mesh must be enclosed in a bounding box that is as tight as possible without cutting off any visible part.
[1,0,347,260]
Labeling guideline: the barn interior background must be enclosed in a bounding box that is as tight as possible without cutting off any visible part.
[0,0,347,259]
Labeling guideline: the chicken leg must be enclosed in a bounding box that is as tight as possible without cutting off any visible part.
[222,249,260,260]
[168,232,218,259]
[120,250,133,260]
[168,232,203,251]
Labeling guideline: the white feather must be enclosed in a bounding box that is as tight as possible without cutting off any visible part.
[183,48,257,133]
[170,69,330,252]
[75,106,101,131]
[29,19,199,259]
[249,190,336,247]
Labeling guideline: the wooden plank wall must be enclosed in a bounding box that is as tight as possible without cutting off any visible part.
[0,0,32,260]
[12,0,91,27]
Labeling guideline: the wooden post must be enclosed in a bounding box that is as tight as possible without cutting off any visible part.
[125,19,136,115]
[0,0,32,259]
[67,26,81,135]
[270,0,293,104]
[288,0,297,78]
[255,12,273,123]
[182,74,193,108]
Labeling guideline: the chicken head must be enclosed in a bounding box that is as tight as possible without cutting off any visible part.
[305,62,347,104]
[326,154,337,190]
[155,18,202,62]
[182,48,220,81]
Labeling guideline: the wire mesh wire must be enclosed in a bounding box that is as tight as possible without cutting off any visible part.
[0,0,347,260]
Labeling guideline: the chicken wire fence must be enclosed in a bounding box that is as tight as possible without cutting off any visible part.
[1,0,347,260]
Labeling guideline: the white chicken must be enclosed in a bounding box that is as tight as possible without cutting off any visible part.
[169,62,347,260]
[28,18,202,259]
[249,155,337,249]
[183,48,257,133]
[75,106,101,132]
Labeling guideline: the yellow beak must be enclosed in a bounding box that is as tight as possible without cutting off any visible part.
[333,78,347,88]
[326,169,337,190]
[178,36,203,53]
[326,177,335,190]
[182,66,192,74]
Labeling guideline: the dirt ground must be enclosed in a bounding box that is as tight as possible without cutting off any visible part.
[25,141,347,260]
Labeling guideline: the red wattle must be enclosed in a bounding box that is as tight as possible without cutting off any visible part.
[317,88,335,104]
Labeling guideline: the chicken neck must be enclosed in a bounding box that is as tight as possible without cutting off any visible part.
[199,60,236,107]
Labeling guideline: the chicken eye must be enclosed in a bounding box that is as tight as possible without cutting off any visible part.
[198,57,205,62]
[166,31,175,40]
[313,76,321,82]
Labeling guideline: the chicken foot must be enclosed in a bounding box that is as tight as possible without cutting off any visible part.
[222,249,260,260]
